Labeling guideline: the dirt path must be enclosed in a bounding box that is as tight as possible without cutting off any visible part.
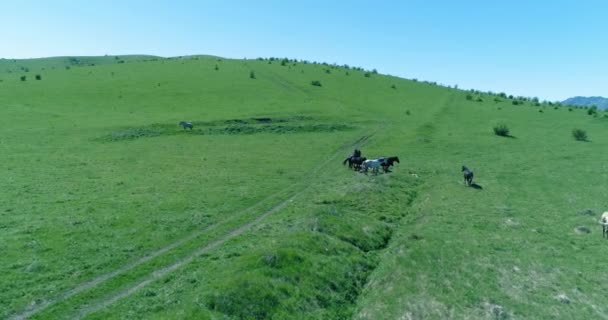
[11,133,373,320]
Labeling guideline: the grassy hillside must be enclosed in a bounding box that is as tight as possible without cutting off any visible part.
[1,55,608,319]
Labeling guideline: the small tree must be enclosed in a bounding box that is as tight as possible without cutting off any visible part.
[364,72,371,78]
[249,71,256,79]
[35,74,42,80]
[20,75,26,81]
[493,123,510,137]
[572,129,587,141]
[391,84,396,89]
[311,80,322,87]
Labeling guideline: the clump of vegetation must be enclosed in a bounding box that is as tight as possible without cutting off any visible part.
[20,75,26,81]
[35,74,42,80]
[391,84,396,89]
[364,72,371,78]
[249,70,256,79]
[466,94,473,101]
[214,64,219,71]
[493,123,510,137]
[311,80,322,87]
[103,126,166,141]
[572,128,587,141]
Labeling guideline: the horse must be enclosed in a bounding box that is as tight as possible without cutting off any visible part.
[380,156,400,173]
[362,159,383,174]
[601,211,608,238]
[344,156,367,170]
[342,149,363,169]
[462,165,474,186]
[179,121,193,130]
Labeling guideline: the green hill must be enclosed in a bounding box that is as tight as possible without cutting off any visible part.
[2,55,608,319]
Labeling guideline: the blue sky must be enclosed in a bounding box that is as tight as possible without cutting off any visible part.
[2,0,607,101]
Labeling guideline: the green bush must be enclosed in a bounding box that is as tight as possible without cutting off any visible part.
[493,123,510,137]
[249,70,256,79]
[311,80,322,87]
[35,74,42,80]
[20,75,26,81]
[572,129,587,141]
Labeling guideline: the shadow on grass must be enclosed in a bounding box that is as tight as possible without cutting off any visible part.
[470,183,483,190]
[496,134,517,139]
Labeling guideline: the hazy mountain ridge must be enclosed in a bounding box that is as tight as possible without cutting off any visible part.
[562,96,608,109]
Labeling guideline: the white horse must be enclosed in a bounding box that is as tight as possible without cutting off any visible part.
[361,159,383,175]
[600,211,608,238]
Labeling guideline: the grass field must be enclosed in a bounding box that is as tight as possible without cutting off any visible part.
[2,55,608,319]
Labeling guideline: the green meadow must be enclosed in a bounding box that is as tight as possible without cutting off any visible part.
[2,55,608,319]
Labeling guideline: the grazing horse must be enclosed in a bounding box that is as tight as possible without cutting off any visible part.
[362,159,383,174]
[601,212,608,238]
[380,156,400,173]
[179,121,193,130]
[462,165,474,186]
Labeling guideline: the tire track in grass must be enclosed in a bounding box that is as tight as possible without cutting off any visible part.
[10,133,374,320]
[73,133,374,319]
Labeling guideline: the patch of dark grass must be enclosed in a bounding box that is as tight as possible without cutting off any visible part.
[101,126,167,141]
[206,232,373,319]
[202,123,354,135]
[100,116,353,141]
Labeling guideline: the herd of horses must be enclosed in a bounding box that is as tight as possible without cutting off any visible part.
[343,149,476,187]
[343,149,400,174]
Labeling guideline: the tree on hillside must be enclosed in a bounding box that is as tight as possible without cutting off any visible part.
[250,71,256,79]
[572,129,587,141]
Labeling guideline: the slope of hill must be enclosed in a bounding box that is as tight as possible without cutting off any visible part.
[563,96,608,109]
[2,55,608,319]
[0,55,160,75]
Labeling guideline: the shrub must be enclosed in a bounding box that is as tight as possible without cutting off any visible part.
[249,71,256,79]
[35,74,42,80]
[493,123,510,137]
[214,64,219,71]
[310,80,322,87]
[587,106,597,116]
[364,72,371,78]
[391,84,396,89]
[465,94,473,101]
[572,129,587,141]
[20,75,26,81]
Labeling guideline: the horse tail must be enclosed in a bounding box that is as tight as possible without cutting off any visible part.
[343,157,349,165]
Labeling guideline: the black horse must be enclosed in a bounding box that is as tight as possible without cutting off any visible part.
[179,121,193,130]
[343,149,363,169]
[462,165,474,186]
[380,156,400,173]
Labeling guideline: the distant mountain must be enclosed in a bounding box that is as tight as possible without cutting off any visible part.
[562,96,608,109]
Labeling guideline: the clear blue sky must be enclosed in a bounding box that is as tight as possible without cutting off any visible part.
[2,0,607,101]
